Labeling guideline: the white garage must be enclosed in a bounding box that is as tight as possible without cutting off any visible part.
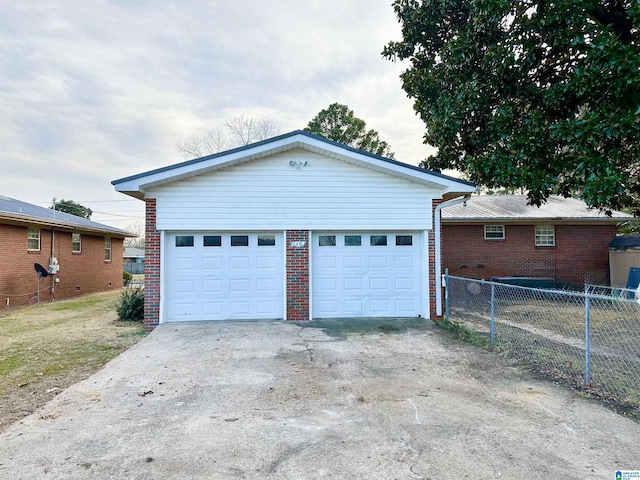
[113,130,476,326]
[164,232,283,321]
[312,232,424,318]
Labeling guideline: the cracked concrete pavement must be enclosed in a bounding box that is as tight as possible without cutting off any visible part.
[1,319,639,479]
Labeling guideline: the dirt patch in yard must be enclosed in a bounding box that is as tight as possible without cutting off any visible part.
[0,291,147,432]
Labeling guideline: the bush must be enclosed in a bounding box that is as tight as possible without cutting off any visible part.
[116,287,144,322]
[122,270,133,287]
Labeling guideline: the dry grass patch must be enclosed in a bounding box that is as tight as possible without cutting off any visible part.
[0,290,148,432]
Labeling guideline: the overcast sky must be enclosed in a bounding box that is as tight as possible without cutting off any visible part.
[0,0,436,229]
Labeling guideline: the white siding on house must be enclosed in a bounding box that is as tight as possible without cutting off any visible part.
[149,149,436,231]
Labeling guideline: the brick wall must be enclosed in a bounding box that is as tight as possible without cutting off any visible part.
[442,223,616,286]
[286,230,310,321]
[0,223,124,309]
[144,199,160,328]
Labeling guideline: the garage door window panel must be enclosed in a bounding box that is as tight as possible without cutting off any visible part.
[231,235,249,246]
[396,235,413,246]
[176,235,194,247]
[203,235,222,247]
[258,234,276,246]
[319,235,336,246]
[370,235,387,246]
[345,235,361,246]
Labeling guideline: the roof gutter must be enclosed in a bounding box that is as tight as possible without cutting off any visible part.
[0,213,133,237]
[434,194,472,317]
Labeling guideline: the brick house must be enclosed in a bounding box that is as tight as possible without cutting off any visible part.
[441,195,634,286]
[0,195,132,308]
[112,130,476,327]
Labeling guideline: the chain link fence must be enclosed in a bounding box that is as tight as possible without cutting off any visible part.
[444,274,640,412]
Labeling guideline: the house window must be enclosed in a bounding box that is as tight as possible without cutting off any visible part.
[345,235,361,246]
[203,235,221,247]
[104,237,112,261]
[27,228,40,251]
[319,235,336,246]
[484,225,505,240]
[72,233,82,253]
[535,225,555,246]
[370,235,388,246]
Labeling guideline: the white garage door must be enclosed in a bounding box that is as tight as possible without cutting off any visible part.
[165,232,283,322]
[312,232,423,318]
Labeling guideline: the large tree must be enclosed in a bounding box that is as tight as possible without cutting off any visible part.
[51,199,92,219]
[304,103,395,158]
[383,0,640,214]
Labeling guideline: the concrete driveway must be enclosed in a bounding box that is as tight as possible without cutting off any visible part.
[1,319,638,479]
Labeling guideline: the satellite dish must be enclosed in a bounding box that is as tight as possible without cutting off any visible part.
[34,263,49,278]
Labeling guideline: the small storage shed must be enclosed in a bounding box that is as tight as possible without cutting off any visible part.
[609,236,640,288]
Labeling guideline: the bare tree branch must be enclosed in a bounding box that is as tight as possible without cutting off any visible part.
[124,220,145,248]
[176,128,226,158]
[177,115,282,158]
[225,114,256,145]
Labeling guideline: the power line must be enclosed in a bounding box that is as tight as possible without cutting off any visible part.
[92,211,143,218]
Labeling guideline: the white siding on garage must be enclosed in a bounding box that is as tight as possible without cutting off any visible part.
[149,149,436,231]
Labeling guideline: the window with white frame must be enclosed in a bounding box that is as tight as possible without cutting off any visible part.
[104,237,112,261]
[72,233,82,253]
[535,225,555,246]
[27,228,40,251]
[484,225,505,240]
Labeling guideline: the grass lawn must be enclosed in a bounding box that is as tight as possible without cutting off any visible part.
[0,290,148,432]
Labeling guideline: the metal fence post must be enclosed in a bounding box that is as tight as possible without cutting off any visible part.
[585,286,591,384]
[490,282,495,345]
[444,268,449,321]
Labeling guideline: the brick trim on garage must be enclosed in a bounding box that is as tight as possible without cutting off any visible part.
[144,199,160,328]
[285,230,310,321]
[429,199,442,319]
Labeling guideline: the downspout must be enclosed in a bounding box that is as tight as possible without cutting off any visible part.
[434,194,471,316]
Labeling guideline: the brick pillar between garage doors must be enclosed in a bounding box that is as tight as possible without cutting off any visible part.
[144,199,160,329]
[286,230,310,321]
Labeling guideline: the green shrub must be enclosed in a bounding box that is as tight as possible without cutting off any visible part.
[122,270,133,287]
[435,319,490,347]
[116,287,144,322]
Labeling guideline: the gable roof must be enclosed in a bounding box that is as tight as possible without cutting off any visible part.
[0,195,133,237]
[442,195,634,224]
[112,130,476,199]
